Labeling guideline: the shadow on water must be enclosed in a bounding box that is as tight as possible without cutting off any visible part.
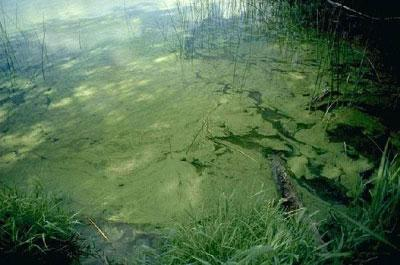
[296,176,351,205]
[327,123,388,162]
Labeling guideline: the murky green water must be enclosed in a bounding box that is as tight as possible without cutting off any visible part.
[0,0,386,226]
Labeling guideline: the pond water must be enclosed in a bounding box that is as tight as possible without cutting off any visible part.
[0,0,388,228]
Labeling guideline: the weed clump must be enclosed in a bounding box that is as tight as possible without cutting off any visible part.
[150,199,333,265]
[0,186,86,265]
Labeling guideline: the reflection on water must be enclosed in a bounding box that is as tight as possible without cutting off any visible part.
[0,0,383,225]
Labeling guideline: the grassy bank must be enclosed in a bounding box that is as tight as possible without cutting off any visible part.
[0,185,86,265]
[157,200,329,264]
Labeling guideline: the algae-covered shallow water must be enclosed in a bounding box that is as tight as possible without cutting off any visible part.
[0,0,390,228]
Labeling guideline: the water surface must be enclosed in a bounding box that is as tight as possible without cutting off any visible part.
[0,0,382,225]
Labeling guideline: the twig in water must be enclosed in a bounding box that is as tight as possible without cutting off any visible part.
[213,138,258,163]
[327,0,400,22]
[88,218,110,242]
[0,19,17,83]
[186,119,207,155]
[366,134,384,154]
[41,14,47,80]
[186,104,220,154]
[78,20,82,50]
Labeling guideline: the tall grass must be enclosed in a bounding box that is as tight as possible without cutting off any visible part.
[169,0,373,102]
[0,185,87,265]
[325,141,400,263]
[0,17,17,85]
[142,197,338,265]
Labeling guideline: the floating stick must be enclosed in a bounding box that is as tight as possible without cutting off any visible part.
[88,218,110,242]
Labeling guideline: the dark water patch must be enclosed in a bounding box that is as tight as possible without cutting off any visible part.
[46,96,51,107]
[309,95,345,112]
[309,93,343,111]
[248,91,262,105]
[359,167,377,202]
[50,137,60,143]
[221,83,232,94]
[360,167,375,181]
[195,71,202,79]
[262,145,294,158]
[296,176,351,205]
[227,127,271,141]
[270,120,306,145]
[212,131,265,151]
[296,122,315,131]
[32,151,47,160]
[307,160,324,178]
[1,126,9,133]
[270,57,288,64]
[312,92,400,132]
[257,106,290,120]
[357,100,400,132]
[0,91,25,106]
[184,36,195,59]
[344,144,360,160]
[42,131,60,144]
[213,141,232,156]
[271,68,289,74]
[0,96,9,106]
[71,137,103,152]
[327,123,386,162]
[211,127,292,155]
[301,58,319,67]
[311,146,328,155]
[45,89,52,107]
[190,158,210,175]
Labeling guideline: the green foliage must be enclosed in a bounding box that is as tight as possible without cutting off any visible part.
[0,185,86,265]
[147,198,338,265]
[325,142,400,263]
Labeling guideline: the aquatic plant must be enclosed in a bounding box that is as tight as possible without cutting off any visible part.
[169,0,374,103]
[0,17,17,85]
[279,0,400,117]
[0,185,87,265]
[40,14,47,81]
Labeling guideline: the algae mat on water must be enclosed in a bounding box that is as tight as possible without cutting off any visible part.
[0,0,379,225]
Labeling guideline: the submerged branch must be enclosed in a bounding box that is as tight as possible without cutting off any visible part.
[327,0,400,22]
[41,14,46,81]
[270,154,325,246]
[88,218,110,242]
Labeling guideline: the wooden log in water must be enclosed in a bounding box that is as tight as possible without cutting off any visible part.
[270,154,325,246]
[270,154,302,211]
